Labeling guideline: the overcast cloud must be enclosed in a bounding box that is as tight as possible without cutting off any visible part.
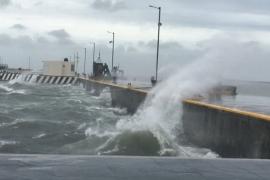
[1,0,270,81]
[91,0,126,12]
[0,0,11,8]
[10,23,26,30]
[48,29,70,38]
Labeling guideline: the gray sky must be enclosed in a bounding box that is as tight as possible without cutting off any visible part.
[1,0,270,81]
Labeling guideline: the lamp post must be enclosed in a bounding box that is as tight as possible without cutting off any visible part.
[83,48,86,75]
[149,5,162,82]
[90,42,96,75]
[28,56,31,70]
[76,52,79,74]
[108,31,115,71]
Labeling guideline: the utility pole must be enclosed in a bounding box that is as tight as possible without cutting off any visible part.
[149,5,162,82]
[90,42,96,75]
[28,56,31,70]
[76,52,79,74]
[108,31,115,71]
[84,48,86,75]
[112,32,115,71]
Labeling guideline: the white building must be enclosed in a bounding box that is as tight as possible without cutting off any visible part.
[42,59,75,76]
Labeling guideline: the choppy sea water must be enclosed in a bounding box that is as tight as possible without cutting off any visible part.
[0,82,123,155]
[0,80,218,158]
[1,77,269,158]
[209,81,270,115]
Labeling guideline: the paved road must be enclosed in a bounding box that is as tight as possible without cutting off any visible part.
[0,155,269,180]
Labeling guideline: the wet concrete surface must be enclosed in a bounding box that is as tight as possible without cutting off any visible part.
[0,155,269,180]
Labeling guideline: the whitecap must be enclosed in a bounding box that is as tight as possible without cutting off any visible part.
[32,133,47,139]
[106,107,128,115]
[0,140,17,147]
[77,123,87,130]
[67,99,82,104]
[7,90,26,95]
[86,106,104,111]
[85,127,118,138]
[0,84,13,92]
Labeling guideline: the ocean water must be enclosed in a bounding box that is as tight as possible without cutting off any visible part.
[0,80,218,158]
[209,80,270,115]
[0,82,123,155]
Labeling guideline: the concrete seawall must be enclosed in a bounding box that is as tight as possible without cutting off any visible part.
[79,78,270,159]
[80,79,147,113]
[0,72,20,81]
[182,100,270,159]
[0,72,78,85]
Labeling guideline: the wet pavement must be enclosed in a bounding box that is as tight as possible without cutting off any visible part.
[0,155,269,180]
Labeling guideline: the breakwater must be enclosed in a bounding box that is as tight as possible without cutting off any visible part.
[0,72,78,85]
[82,79,147,114]
[0,72,20,81]
[182,100,270,158]
[79,78,270,159]
[35,75,77,85]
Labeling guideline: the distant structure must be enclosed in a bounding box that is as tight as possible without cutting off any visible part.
[93,52,111,78]
[0,64,8,71]
[0,58,78,84]
[42,58,75,77]
[91,51,126,83]
[30,58,78,84]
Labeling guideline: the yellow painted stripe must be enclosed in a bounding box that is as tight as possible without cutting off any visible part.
[183,99,270,122]
[80,78,148,95]
[80,78,270,122]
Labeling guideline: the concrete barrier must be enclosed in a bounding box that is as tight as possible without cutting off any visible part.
[79,78,270,158]
[35,75,77,85]
[182,100,270,159]
[79,78,147,113]
[0,72,20,81]
[0,72,78,85]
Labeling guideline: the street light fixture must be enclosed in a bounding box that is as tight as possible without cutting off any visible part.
[149,5,162,82]
[108,31,115,71]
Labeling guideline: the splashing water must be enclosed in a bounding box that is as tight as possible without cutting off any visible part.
[8,73,39,86]
[29,74,38,84]
[0,84,13,92]
[0,82,26,95]
[112,54,228,158]
[8,74,25,85]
